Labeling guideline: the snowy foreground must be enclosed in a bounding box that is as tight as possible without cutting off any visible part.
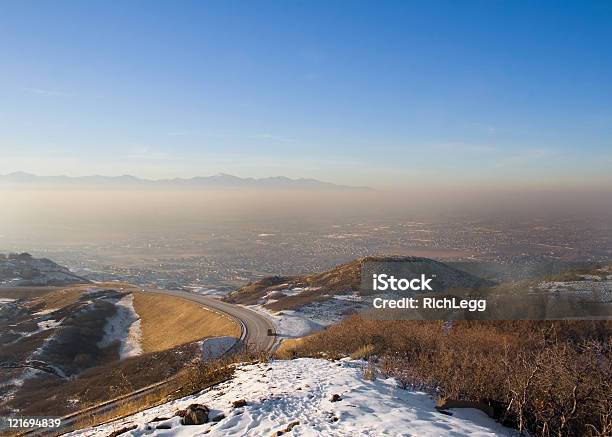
[69,358,515,436]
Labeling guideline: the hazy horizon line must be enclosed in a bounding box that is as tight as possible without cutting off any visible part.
[0,170,373,191]
[3,170,612,194]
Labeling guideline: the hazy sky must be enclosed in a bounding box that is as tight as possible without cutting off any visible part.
[1,1,611,188]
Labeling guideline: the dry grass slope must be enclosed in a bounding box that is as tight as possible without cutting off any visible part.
[133,292,240,353]
[0,288,48,300]
[30,287,83,309]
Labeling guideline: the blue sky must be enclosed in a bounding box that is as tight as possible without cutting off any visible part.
[1,0,611,188]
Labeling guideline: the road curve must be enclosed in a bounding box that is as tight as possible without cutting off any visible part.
[144,288,277,352]
[18,288,276,437]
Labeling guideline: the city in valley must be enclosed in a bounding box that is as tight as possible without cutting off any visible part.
[3,216,609,293]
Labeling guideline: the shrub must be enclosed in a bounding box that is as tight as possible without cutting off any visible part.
[362,360,377,381]
[350,344,376,360]
[287,316,611,436]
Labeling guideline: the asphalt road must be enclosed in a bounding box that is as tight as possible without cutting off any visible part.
[144,288,277,352]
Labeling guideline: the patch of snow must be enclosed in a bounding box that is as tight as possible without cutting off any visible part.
[68,358,516,437]
[247,305,324,339]
[67,397,80,407]
[246,294,371,340]
[6,316,64,346]
[33,308,59,316]
[290,297,369,328]
[333,293,363,302]
[184,286,227,297]
[272,287,305,297]
[0,368,37,390]
[37,319,63,330]
[304,286,322,291]
[0,368,40,403]
[0,297,16,306]
[579,274,602,281]
[537,279,612,295]
[200,336,237,360]
[98,294,143,358]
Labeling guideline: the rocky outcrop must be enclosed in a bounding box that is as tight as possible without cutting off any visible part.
[175,404,210,425]
[0,253,90,286]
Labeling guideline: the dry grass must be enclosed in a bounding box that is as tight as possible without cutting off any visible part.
[30,287,83,309]
[133,292,240,353]
[275,338,306,359]
[350,344,376,360]
[94,281,140,290]
[5,342,201,417]
[0,283,134,308]
[265,294,331,311]
[0,288,51,300]
[72,365,235,431]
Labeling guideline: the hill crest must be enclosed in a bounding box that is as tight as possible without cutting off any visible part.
[224,256,493,310]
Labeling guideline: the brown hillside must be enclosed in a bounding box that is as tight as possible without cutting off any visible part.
[224,256,492,310]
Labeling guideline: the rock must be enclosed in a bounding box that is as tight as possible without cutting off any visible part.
[155,424,172,430]
[232,399,247,408]
[284,421,300,432]
[435,398,494,418]
[330,394,342,402]
[273,421,301,435]
[176,403,210,425]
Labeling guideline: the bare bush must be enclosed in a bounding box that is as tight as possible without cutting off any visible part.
[362,360,377,381]
[350,344,376,360]
[288,316,611,436]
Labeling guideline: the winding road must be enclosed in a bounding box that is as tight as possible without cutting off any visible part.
[18,288,277,436]
[145,288,277,352]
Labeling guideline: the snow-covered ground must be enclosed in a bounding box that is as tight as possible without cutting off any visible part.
[98,293,143,358]
[69,358,515,436]
[247,305,325,339]
[32,307,59,316]
[200,336,237,360]
[246,291,369,340]
[37,318,63,330]
[536,279,612,295]
[184,286,228,297]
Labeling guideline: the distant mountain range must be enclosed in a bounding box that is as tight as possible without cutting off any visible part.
[0,172,369,191]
